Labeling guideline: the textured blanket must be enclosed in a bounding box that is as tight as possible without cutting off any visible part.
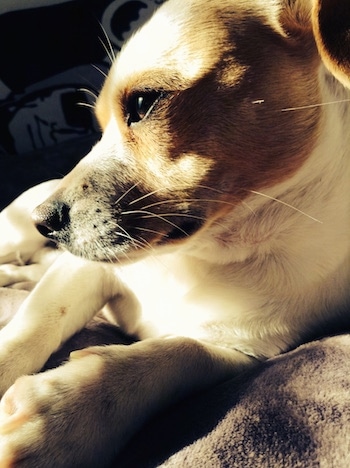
[1,287,350,467]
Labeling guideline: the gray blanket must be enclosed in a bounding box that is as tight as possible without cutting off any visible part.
[1,287,350,467]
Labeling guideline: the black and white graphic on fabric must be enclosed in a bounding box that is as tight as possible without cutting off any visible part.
[0,0,164,155]
[102,0,164,50]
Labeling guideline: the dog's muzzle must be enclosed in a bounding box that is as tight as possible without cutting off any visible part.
[31,188,204,263]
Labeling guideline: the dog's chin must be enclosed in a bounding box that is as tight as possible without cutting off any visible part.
[55,218,202,264]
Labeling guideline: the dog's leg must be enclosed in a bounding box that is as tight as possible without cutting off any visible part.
[0,180,59,266]
[102,290,142,336]
[0,251,136,395]
[0,180,62,291]
[0,337,256,467]
[0,247,60,288]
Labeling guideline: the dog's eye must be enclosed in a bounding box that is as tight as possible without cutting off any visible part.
[127,91,162,126]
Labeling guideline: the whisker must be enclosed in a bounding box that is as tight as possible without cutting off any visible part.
[118,234,150,254]
[77,102,96,110]
[92,63,108,78]
[115,224,146,248]
[99,37,114,64]
[128,187,168,206]
[143,212,230,231]
[116,220,160,252]
[93,239,116,264]
[142,211,231,233]
[113,229,151,258]
[196,184,225,194]
[114,182,140,206]
[281,98,350,112]
[140,199,180,210]
[141,198,238,211]
[241,200,257,216]
[129,184,227,208]
[249,190,323,223]
[141,212,205,220]
[122,210,190,236]
[130,186,321,225]
[78,87,98,101]
[134,226,169,238]
[98,28,116,65]
[132,233,158,254]
[115,230,139,243]
[98,21,116,61]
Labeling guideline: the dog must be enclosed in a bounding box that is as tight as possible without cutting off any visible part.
[0,0,349,465]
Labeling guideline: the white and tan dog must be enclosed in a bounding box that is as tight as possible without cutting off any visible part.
[0,0,349,465]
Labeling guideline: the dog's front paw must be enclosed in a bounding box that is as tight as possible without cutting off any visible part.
[0,264,21,288]
[0,351,117,468]
[0,262,50,289]
[0,338,230,467]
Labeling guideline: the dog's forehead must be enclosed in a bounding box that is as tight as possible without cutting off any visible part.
[113,1,234,85]
[111,0,283,90]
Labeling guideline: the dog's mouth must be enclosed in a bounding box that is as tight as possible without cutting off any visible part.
[112,210,204,260]
[33,196,205,262]
[157,218,202,243]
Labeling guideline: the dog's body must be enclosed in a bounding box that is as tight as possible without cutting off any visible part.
[0,0,349,465]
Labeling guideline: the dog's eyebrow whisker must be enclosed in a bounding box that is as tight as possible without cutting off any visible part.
[281,98,350,112]
[249,190,323,224]
[92,63,108,78]
[78,87,99,101]
[99,41,114,65]
[122,210,190,237]
[77,102,96,110]
[97,24,116,64]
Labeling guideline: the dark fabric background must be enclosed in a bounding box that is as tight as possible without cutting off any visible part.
[0,0,164,209]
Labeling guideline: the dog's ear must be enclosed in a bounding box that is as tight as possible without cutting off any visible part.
[280,0,350,88]
[312,0,350,88]
[279,0,314,38]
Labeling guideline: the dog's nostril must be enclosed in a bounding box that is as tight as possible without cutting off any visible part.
[36,223,54,239]
[32,201,70,239]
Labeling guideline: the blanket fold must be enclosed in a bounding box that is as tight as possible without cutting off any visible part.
[1,287,350,467]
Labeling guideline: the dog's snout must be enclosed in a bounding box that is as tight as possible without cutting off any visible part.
[32,200,70,239]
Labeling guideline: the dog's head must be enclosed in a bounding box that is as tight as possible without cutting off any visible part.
[33,0,350,262]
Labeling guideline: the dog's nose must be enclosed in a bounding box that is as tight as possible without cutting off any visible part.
[32,200,70,239]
